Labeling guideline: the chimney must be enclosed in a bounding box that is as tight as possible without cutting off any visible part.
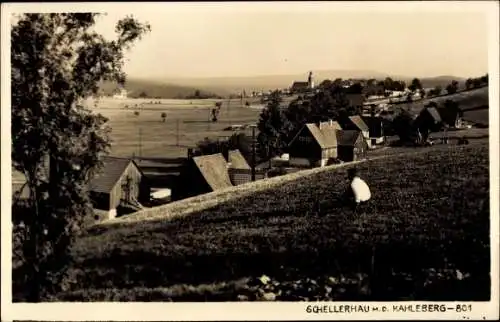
[329,119,333,126]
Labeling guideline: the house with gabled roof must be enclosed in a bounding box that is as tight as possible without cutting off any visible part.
[363,115,386,146]
[225,149,266,185]
[89,156,150,220]
[414,106,443,140]
[341,115,371,147]
[172,153,233,201]
[336,130,368,162]
[11,156,150,221]
[288,121,340,168]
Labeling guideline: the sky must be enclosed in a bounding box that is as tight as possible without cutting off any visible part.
[88,2,489,79]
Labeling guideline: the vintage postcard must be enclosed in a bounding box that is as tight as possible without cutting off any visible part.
[1,1,499,320]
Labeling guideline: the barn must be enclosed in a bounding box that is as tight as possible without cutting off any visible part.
[415,106,443,138]
[336,130,368,162]
[172,153,233,201]
[288,121,339,168]
[225,149,259,185]
[363,115,386,146]
[89,156,150,220]
[341,115,371,148]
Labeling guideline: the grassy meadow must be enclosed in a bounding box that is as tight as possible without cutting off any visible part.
[392,86,489,119]
[85,97,264,159]
[45,142,489,302]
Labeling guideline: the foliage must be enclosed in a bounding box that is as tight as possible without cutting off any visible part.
[429,85,442,97]
[11,13,150,301]
[392,110,417,143]
[446,80,459,95]
[161,112,167,122]
[256,91,291,159]
[55,144,489,301]
[408,78,423,92]
[138,91,148,98]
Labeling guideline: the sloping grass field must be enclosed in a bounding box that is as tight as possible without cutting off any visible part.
[51,142,490,302]
[392,86,489,119]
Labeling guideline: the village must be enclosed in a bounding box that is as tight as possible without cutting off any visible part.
[11,71,488,223]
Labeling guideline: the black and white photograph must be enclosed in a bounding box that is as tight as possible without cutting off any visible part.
[1,1,499,320]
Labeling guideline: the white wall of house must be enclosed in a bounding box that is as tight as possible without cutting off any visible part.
[108,208,117,220]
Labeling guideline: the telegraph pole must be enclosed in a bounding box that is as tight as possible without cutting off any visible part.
[251,125,256,181]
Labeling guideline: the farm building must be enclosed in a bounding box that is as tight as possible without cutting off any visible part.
[225,149,267,185]
[89,156,150,220]
[11,156,149,221]
[288,122,338,168]
[341,115,371,147]
[336,130,368,162]
[363,116,386,146]
[436,102,464,128]
[414,106,443,135]
[172,153,233,201]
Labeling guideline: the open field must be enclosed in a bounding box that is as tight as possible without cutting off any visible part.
[86,98,263,158]
[43,142,489,302]
[391,86,489,118]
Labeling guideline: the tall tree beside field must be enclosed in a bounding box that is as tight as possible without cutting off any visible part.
[408,78,423,92]
[257,91,290,159]
[11,13,150,301]
[465,78,473,90]
[393,110,418,144]
[446,80,459,95]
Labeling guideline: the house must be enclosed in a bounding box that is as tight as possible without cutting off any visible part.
[415,106,443,135]
[11,156,149,221]
[437,103,464,128]
[341,115,371,147]
[288,121,339,168]
[89,156,150,220]
[172,153,233,201]
[363,116,386,146]
[336,130,368,162]
[225,149,266,185]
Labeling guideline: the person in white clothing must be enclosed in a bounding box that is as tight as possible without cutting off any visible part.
[345,168,371,211]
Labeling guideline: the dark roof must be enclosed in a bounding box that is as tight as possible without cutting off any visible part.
[348,115,369,132]
[89,156,136,194]
[192,153,233,191]
[336,130,362,146]
[228,150,251,170]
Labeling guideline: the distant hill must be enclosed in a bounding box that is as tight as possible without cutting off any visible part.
[156,71,469,93]
[98,79,230,99]
[411,76,467,89]
[102,72,473,98]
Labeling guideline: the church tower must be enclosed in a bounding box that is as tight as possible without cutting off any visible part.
[308,71,314,89]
